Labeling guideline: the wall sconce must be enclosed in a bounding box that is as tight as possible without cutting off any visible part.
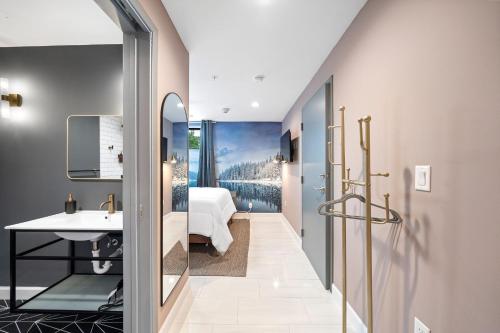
[1,78,23,119]
[170,153,177,164]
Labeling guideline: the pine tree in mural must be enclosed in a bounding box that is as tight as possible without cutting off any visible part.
[172,156,188,211]
[218,157,281,182]
[173,156,188,181]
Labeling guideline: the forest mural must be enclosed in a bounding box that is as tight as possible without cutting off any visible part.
[172,122,188,211]
[189,122,282,213]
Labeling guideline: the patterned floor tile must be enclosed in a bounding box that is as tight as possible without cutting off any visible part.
[0,299,123,333]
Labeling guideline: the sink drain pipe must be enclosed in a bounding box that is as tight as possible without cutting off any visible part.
[91,242,123,274]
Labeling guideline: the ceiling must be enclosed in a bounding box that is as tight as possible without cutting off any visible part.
[163,93,188,122]
[163,0,366,122]
[0,0,122,47]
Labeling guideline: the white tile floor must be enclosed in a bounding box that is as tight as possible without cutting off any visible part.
[164,214,357,333]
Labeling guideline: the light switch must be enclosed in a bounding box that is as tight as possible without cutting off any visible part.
[415,165,431,192]
[415,317,431,333]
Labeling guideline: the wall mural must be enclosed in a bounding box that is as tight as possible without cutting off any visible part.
[189,122,282,213]
[172,122,188,211]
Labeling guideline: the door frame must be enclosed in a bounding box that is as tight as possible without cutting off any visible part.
[300,76,334,290]
[96,1,157,332]
[326,76,334,291]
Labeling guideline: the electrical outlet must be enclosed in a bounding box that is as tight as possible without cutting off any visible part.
[415,317,430,333]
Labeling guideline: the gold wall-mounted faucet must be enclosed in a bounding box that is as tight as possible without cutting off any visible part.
[99,193,116,214]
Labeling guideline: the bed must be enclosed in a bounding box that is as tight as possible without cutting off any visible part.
[188,187,237,255]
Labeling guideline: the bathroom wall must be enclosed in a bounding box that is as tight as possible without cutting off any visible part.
[99,116,124,179]
[68,116,101,176]
[0,45,123,287]
[135,0,190,328]
[282,1,500,332]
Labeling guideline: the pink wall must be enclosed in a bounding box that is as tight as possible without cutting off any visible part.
[282,106,302,235]
[281,0,500,331]
[137,0,189,329]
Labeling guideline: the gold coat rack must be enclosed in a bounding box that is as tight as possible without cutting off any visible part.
[319,107,402,333]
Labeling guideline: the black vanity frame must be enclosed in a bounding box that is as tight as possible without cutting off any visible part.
[9,229,123,315]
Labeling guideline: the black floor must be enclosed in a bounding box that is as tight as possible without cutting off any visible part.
[0,300,123,333]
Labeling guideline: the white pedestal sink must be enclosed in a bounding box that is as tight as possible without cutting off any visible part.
[5,210,124,312]
[5,210,123,241]
[55,211,123,241]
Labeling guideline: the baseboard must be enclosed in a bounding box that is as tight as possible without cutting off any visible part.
[279,213,302,247]
[331,283,368,333]
[0,286,45,300]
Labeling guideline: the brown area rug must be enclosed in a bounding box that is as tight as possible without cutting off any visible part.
[163,241,188,276]
[189,219,250,277]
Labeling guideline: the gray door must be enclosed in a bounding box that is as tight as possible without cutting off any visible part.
[302,79,332,289]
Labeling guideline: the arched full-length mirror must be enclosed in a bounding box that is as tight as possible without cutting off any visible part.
[160,93,188,304]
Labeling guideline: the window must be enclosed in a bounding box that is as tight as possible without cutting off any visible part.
[189,128,200,149]
[188,128,200,186]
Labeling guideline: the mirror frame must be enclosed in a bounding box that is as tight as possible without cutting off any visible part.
[160,93,189,305]
[66,114,124,181]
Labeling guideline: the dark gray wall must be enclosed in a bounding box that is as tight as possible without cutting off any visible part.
[0,45,123,286]
[68,116,100,178]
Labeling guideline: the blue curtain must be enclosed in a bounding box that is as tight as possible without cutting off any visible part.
[197,120,216,187]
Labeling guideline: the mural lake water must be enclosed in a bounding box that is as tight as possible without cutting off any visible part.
[218,181,282,213]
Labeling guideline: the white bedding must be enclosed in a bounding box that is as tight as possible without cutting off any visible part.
[189,187,237,254]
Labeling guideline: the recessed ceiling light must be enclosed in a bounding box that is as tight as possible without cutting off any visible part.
[253,74,265,83]
[177,102,184,108]
[251,101,260,108]
[222,107,231,114]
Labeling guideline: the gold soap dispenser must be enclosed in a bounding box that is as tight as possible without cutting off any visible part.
[65,193,77,214]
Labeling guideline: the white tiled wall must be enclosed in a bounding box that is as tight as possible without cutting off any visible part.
[99,116,123,179]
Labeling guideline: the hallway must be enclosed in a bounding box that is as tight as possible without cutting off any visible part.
[166,214,358,333]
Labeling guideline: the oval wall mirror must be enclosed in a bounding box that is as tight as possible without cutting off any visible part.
[160,93,188,304]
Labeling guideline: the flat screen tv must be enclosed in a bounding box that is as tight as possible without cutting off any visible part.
[161,137,168,163]
[280,130,293,163]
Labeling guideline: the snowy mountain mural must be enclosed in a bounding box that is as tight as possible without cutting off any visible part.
[218,158,282,181]
[189,122,282,212]
[214,122,282,212]
[172,123,188,211]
